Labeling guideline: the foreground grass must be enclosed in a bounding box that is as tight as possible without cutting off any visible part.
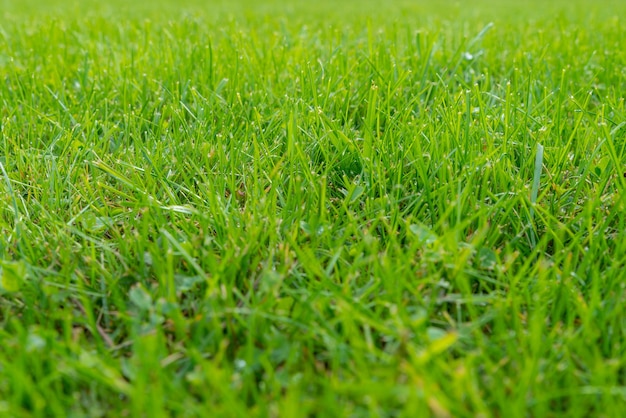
[1,0,626,416]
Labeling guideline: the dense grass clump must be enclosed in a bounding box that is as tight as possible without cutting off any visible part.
[1,0,626,416]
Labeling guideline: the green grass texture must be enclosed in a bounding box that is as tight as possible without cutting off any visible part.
[1,0,626,416]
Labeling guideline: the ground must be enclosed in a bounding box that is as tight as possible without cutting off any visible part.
[1,0,626,416]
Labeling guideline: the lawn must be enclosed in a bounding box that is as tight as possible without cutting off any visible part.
[1,0,626,416]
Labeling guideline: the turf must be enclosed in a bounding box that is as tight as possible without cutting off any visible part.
[1,0,626,416]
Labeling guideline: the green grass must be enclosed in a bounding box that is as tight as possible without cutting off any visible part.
[1,0,626,416]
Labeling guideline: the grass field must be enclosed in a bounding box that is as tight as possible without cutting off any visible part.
[1,0,626,416]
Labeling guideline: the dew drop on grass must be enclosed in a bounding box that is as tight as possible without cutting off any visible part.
[234,359,247,371]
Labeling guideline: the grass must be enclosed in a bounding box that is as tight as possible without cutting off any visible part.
[1,0,626,416]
